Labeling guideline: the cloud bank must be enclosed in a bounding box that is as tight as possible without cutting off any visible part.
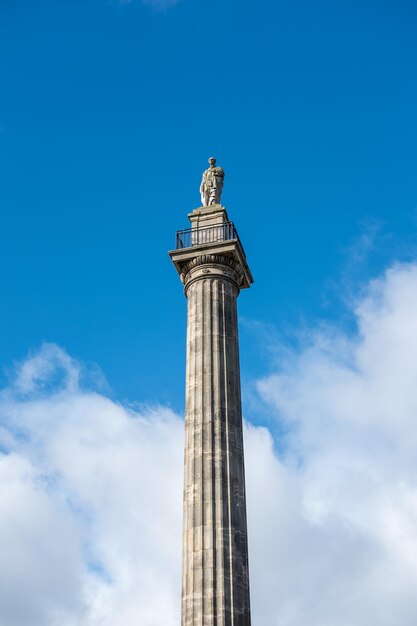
[252,262,417,625]
[0,344,184,626]
[1,262,417,625]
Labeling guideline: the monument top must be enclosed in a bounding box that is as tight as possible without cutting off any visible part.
[168,156,253,290]
[200,157,225,207]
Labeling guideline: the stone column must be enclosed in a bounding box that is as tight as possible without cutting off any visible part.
[170,206,253,626]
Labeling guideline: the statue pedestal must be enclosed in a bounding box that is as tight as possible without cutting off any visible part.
[188,204,229,230]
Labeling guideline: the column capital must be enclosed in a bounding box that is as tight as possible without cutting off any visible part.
[182,254,244,295]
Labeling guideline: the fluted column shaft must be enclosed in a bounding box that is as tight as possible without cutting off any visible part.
[182,256,251,626]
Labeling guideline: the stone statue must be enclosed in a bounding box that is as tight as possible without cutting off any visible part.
[200,157,225,206]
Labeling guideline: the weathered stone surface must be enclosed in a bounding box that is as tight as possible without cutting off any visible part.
[169,206,254,291]
[200,157,225,207]
[170,206,253,626]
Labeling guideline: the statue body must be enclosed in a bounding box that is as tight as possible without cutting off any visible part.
[200,157,225,206]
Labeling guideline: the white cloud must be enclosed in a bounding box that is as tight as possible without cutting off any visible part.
[254,262,417,625]
[0,344,184,626]
[1,262,417,624]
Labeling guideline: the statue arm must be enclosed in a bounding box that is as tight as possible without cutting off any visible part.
[200,172,206,193]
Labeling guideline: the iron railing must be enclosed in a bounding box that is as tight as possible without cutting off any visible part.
[176,221,239,249]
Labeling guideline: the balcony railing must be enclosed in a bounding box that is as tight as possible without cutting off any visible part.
[176,221,239,250]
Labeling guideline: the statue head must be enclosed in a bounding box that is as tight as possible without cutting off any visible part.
[208,157,216,167]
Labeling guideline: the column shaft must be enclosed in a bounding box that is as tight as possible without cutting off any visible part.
[182,259,251,626]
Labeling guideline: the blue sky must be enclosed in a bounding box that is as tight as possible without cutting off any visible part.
[1,3,417,625]
[1,0,416,411]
